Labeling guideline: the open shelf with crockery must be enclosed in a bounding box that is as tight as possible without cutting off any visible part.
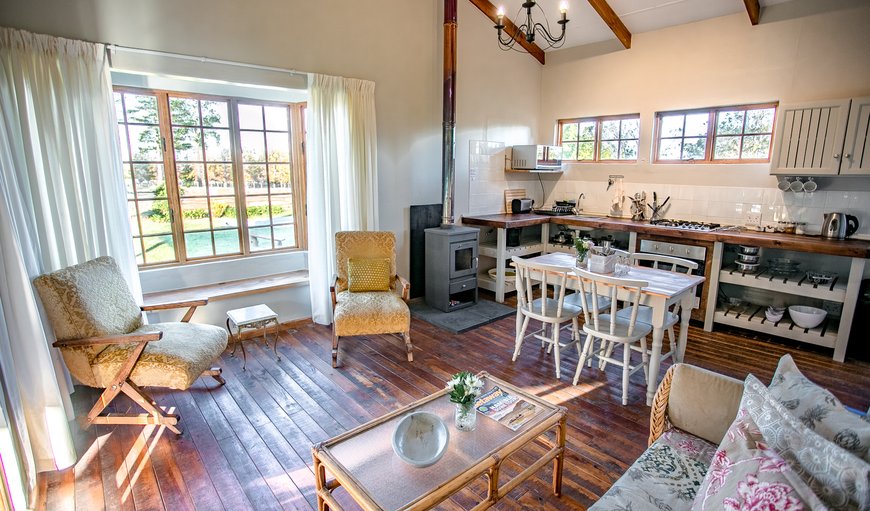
[713,304,838,349]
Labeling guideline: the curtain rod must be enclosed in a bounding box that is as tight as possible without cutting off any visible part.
[106,44,306,77]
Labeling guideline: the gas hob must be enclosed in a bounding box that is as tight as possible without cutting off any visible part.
[649,219,730,231]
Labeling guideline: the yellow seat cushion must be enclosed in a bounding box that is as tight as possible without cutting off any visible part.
[347,257,391,292]
[333,290,410,336]
[91,322,228,390]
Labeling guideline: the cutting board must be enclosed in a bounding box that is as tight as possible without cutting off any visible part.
[504,189,527,213]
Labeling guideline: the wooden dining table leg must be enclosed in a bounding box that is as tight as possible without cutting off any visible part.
[676,290,695,363]
[646,297,668,406]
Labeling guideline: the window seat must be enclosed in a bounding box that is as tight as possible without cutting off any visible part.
[142,270,309,307]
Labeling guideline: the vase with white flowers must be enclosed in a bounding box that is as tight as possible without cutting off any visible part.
[574,237,594,268]
[446,371,484,431]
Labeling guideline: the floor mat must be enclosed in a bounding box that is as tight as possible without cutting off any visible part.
[409,298,515,334]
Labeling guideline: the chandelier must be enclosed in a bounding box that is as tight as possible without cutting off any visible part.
[495,1,569,51]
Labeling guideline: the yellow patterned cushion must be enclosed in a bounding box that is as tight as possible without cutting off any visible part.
[334,231,397,293]
[91,322,228,390]
[333,290,410,336]
[347,258,391,292]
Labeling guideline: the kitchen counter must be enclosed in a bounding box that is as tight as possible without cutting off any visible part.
[461,214,870,258]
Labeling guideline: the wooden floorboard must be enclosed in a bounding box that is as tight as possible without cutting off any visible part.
[43,295,870,510]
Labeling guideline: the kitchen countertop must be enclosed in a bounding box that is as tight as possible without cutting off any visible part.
[461,213,870,259]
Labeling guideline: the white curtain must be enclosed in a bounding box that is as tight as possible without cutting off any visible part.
[0,26,140,505]
[307,74,379,324]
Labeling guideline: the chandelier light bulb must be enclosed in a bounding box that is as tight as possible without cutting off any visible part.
[497,6,505,19]
[560,1,569,14]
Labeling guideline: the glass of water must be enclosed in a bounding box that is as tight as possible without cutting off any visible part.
[614,255,630,277]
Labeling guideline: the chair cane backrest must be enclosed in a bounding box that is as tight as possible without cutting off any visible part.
[512,257,573,320]
[630,253,697,275]
[334,231,397,293]
[572,267,649,338]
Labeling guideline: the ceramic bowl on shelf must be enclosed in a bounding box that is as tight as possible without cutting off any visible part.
[391,411,449,468]
[765,306,785,323]
[735,261,760,273]
[737,254,760,264]
[788,305,827,329]
[739,245,760,255]
[487,268,516,281]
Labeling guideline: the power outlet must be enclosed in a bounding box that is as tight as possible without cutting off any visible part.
[745,211,762,226]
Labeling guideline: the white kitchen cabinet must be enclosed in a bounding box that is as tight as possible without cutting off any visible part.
[770,97,870,176]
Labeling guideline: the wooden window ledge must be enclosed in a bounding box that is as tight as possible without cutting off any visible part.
[142,270,309,307]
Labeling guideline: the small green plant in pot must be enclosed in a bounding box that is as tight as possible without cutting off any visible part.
[446,371,484,431]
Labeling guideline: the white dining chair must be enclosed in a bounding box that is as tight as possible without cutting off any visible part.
[511,256,583,379]
[572,267,652,405]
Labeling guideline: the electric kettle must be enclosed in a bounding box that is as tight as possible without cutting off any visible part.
[821,212,859,239]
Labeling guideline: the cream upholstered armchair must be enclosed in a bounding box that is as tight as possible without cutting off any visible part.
[329,231,413,368]
[33,256,228,434]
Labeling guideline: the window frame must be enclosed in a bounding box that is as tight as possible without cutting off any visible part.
[114,86,307,268]
[653,102,778,164]
[557,113,640,163]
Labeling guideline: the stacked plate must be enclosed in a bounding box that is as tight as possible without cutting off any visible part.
[736,246,761,274]
[765,306,785,322]
[768,257,801,276]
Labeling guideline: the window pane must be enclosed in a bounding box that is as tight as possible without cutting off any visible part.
[249,226,273,251]
[173,128,202,162]
[139,200,172,233]
[717,110,744,135]
[562,142,577,160]
[561,123,578,142]
[746,108,775,134]
[208,164,235,196]
[246,196,270,226]
[264,106,289,131]
[117,126,130,161]
[184,231,214,258]
[619,140,638,160]
[128,125,161,161]
[659,139,682,160]
[169,97,199,126]
[238,104,264,130]
[201,101,229,128]
[600,120,620,140]
[125,94,158,124]
[578,121,595,140]
[114,93,124,121]
[133,238,144,265]
[271,195,293,225]
[681,137,706,159]
[660,115,684,137]
[269,164,292,189]
[741,135,771,159]
[620,119,639,139]
[600,141,618,160]
[274,224,295,248]
[142,235,175,264]
[241,131,266,162]
[211,198,238,227]
[214,229,241,255]
[180,198,211,231]
[577,141,594,160]
[714,136,741,159]
[123,167,135,199]
[204,129,232,162]
[177,163,206,196]
[266,132,290,162]
[684,114,708,137]
[244,164,267,194]
[128,201,140,236]
[134,163,164,198]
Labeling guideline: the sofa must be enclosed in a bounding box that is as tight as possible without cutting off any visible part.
[591,355,870,510]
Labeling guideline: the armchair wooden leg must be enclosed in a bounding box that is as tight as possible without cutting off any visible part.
[332,334,340,368]
[202,367,225,386]
[403,332,414,362]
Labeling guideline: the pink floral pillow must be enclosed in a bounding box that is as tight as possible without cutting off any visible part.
[692,408,828,510]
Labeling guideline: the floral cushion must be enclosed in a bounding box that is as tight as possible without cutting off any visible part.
[333,290,410,336]
[692,408,828,510]
[742,374,870,511]
[591,429,718,510]
[768,354,870,462]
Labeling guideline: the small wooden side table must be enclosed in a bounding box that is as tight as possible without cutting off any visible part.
[226,304,280,370]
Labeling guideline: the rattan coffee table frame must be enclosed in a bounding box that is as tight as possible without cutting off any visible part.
[311,372,567,511]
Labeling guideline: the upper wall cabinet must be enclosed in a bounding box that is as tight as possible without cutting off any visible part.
[770,97,870,176]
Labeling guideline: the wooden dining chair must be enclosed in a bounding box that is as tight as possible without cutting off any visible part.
[572,268,652,405]
[511,256,582,379]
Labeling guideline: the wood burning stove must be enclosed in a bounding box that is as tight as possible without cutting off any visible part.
[425,225,479,312]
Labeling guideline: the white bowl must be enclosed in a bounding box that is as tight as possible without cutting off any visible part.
[788,305,827,329]
[488,268,516,281]
[391,411,449,468]
[765,310,784,322]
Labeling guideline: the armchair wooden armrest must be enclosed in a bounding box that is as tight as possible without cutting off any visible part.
[52,331,163,349]
[141,298,208,323]
[330,274,338,307]
[395,274,411,301]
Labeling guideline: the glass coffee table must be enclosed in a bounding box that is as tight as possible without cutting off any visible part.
[312,372,567,510]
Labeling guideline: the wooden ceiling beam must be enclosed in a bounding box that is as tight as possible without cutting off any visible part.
[467,0,546,65]
[743,0,761,25]
[587,0,631,49]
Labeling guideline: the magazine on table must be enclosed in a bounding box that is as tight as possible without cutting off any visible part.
[474,386,536,431]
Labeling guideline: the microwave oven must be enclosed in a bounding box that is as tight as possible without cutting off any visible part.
[510,145,563,171]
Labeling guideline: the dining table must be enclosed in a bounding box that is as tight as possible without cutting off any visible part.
[521,252,706,406]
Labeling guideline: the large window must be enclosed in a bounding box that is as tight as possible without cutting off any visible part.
[558,114,640,162]
[654,103,777,163]
[114,88,306,267]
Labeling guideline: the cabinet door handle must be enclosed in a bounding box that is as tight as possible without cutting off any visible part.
[833,153,841,159]
[845,153,852,159]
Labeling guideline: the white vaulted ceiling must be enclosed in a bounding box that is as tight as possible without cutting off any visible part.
[493,0,795,49]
